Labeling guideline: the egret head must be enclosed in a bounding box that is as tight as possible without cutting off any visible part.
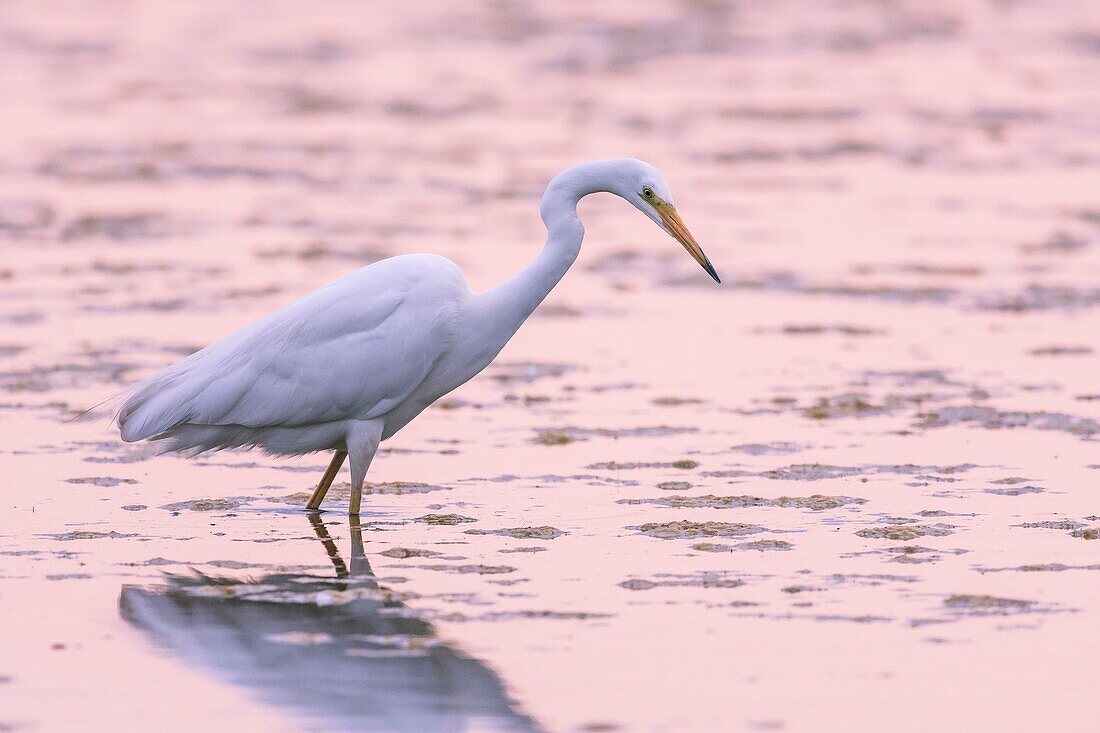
[608,159,720,283]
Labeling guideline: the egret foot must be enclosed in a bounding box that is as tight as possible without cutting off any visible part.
[306,450,347,510]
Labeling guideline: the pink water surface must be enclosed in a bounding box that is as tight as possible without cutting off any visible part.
[1,1,1099,731]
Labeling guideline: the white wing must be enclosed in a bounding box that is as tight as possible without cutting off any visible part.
[119,255,466,444]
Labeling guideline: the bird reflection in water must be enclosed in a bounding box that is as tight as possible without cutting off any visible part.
[119,515,540,732]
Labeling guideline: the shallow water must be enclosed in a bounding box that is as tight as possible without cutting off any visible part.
[2,1,1099,731]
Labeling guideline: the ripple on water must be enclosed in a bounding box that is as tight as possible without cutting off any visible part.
[620,494,866,510]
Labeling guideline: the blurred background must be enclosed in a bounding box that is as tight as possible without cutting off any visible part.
[2,1,1099,732]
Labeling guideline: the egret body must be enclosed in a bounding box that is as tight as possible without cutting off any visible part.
[117,159,719,514]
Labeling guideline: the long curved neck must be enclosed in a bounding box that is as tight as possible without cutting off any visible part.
[475,160,621,329]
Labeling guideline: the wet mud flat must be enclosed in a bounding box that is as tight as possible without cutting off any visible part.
[2,1,1099,732]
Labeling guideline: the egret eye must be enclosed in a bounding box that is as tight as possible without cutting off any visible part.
[642,187,654,200]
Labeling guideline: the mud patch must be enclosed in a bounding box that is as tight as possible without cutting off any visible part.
[852,545,969,564]
[628,521,766,539]
[983,485,1045,496]
[693,540,794,552]
[536,426,698,444]
[1029,345,1092,356]
[533,431,574,446]
[651,396,705,406]
[917,406,1100,438]
[420,564,517,575]
[979,563,1100,573]
[461,610,612,622]
[619,573,745,591]
[65,477,137,487]
[975,284,1100,312]
[1014,520,1085,530]
[43,531,139,541]
[464,526,565,540]
[703,463,975,482]
[1,362,137,393]
[415,514,478,525]
[943,595,1036,614]
[362,482,448,495]
[380,548,443,559]
[59,212,175,243]
[161,498,245,512]
[588,460,699,470]
[803,394,896,419]
[856,524,955,540]
[729,442,804,455]
[731,270,959,304]
[773,324,881,337]
[758,464,869,480]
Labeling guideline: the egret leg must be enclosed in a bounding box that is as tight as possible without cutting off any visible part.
[349,517,374,579]
[306,450,347,511]
[307,511,348,578]
[305,512,376,583]
[347,418,385,516]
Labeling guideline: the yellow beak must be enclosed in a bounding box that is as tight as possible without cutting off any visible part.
[657,203,720,283]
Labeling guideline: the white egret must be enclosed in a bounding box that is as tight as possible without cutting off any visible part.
[117,158,719,514]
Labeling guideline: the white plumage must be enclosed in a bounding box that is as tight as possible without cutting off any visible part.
[120,255,463,451]
[118,159,719,514]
